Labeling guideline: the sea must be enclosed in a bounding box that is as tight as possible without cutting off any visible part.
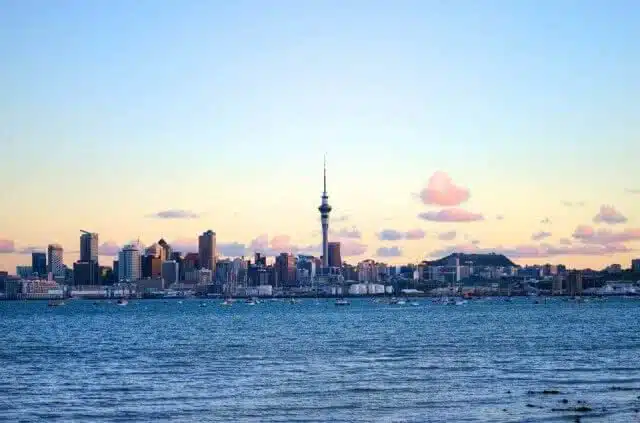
[1,297,639,422]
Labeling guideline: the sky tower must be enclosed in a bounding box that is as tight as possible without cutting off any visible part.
[318,156,332,269]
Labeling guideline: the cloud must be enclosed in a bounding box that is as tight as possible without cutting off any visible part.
[429,242,632,260]
[330,227,362,239]
[540,217,551,224]
[333,214,349,222]
[340,240,367,257]
[0,239,15,253]
[419,171,470,206]
[531,231,552,241]
[147,209,200,219]
[377,228,426,241]
[99,241,122,256]
[496,215,504,221]
[418,208,484,222]
[593,205,627,225]
[562,201,585,207]
[218,242,248,257]
[18,246,45,254]
[376,246,403,257]
[626,189,640,194]
[247,234,319,257]
[438,230,457,241]
[405,229,426,240]
[377,229,404,241]
[170,239,198,254]
[559,238,572,245]
[572,225,640,245]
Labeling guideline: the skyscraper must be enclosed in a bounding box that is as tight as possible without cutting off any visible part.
[198,230,216,272]
[47,244,64,279]
[328,242,341,268]
[318,157,332,270]
[80,231,99,262]
[118,243,142,282]
[31,252,47,277]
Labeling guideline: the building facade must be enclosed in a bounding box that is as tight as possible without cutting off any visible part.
[47,244,65,279]
[31,252,47,277]
[80,231,99,262]
[198,230,216,272]
[328,242,341,268]
[118,244,142,282]
[161,260,179,285]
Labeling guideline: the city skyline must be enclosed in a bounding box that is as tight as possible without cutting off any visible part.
[1,1,639,271]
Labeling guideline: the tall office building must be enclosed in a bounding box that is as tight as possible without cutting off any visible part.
[318,158,332,270]
[161,260,179,285]
[198,230,216,272]
[566,270,583,296]
[80,231,99,262]
[118,244,142,282]
[632,258,640,272]
[31,252,47,277]
[275,253,297,287]
[47,244,64,279]
[328,242,341,268]
[158,239,172,262]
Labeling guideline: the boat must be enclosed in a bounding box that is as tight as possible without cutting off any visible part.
[116,299,128,306]
[410,301,419,306]
[48,300,65,307]
[221,299,233,306]
[289,298,299,304]
[199,302,207,307]
[245,298,257,306]
[335,298,350,306]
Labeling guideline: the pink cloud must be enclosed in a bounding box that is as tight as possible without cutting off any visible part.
[531,231,552,241]
[270,235,292,250]
[170,238,198,254]
[405,229,426,240]
[99,241,122,257]
[340,240,367,256]
[18,246,45,254]
[418,208,484,222]
[419,171,470,206]
[593,205,627,225]
[330,227,362,239]
[0,239,15,254]
[572,225,640,244]
[438,230,457,241]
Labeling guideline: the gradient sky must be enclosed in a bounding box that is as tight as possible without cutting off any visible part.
[1,0,639,272]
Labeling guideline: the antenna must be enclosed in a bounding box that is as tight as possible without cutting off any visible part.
[323,154,327,194]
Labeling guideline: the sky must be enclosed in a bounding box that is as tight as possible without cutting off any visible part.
[0,0,639,272]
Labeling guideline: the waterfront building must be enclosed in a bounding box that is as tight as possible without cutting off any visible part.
[633,258,640,272]
[566,270,583,296]
[73,261,99,286]
[275,253,296,287]
[328,242,341,268]
[31,252,47,277]
[198,230,216,272]
[16,266,33,279]
[318,157,332,272]
[80,231,99,262]
[161,260,179,285]
[118,243,142,282]
[552,275,563,295]
[158,238,172,262]
[47,244,65,279]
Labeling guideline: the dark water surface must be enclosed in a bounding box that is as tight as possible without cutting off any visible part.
[1,298,639,422]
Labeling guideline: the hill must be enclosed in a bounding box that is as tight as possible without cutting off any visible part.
[425,252,518,268]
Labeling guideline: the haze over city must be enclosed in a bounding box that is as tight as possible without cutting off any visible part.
[1,1,639,271]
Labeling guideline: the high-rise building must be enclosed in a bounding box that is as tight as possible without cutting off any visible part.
[158,239,172,262]
[566,270,583,296]
[161,260,179,285]
[47,244,64,279]
[275,253,297,287]
[198,230,216,272]
[318,157,332,271]
[80,231,99,262]
[141,255,162,278]
[631,258,640,272]
[31,252,47,277]
[328,242,341,268]
[118,244,142,282]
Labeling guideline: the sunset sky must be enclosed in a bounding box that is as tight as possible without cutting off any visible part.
[1,0,638,272]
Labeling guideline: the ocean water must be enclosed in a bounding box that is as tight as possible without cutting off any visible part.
[1,297,639,422]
